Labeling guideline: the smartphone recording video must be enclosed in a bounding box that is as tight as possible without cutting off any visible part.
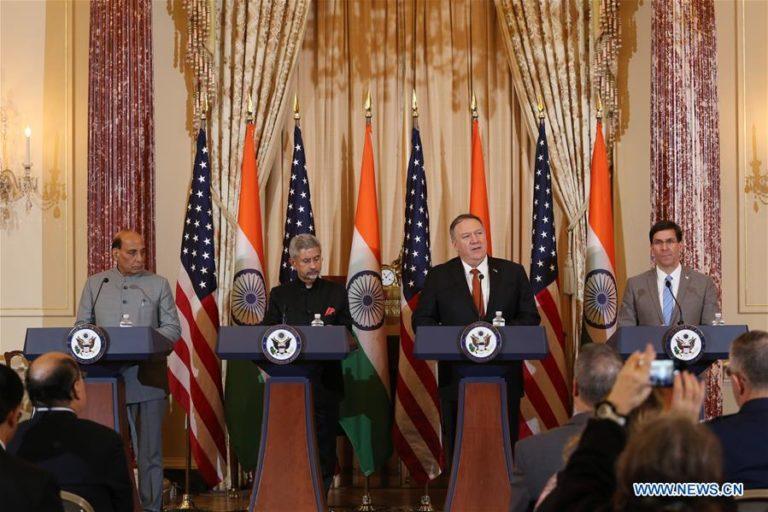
[649,359,675,387]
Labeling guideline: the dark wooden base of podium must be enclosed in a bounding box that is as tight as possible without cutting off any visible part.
[249,377,326,512]
[83,377,142,512]
[444,378,515,512]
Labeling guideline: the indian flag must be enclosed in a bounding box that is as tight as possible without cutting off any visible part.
[584,118,618,343]
[224,120,268,470]
[339,119,392,475]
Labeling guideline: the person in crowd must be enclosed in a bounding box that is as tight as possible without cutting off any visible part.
[515,343,623,503]
[0,363,63,512]
[9,352,134,512]
[537,345,735,512]
[707,329,768,489]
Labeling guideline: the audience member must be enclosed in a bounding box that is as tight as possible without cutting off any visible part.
[515,343,623,502]
[537,345,735,512]
[0,363,63,512]
[8,353,134,512]
[707,330,768,489]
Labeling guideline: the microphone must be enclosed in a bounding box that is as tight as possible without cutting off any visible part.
[128,284,152,301]
[665,279,685,326]
[93,277,109,310]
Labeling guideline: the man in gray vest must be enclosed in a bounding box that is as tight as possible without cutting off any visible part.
[76,230,181,512]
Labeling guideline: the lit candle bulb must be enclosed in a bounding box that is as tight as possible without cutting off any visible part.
[24,126,31,166]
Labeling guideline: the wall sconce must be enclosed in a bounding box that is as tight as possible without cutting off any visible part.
[0,127,67,231]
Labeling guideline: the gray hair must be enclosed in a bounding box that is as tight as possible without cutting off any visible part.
[288,233,321,259]
[449,213,483,240]
[575,343,623,406]
[730,330,768,390]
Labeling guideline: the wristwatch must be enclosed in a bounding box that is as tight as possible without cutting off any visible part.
[595,400,627,427]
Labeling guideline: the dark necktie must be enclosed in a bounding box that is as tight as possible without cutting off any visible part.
[470,268,485,319]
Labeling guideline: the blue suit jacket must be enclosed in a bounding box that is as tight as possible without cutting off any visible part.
[706,397,768,489]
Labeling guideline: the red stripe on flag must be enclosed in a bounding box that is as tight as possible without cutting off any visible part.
[392,423,430,484]
[394,372,442,460]
[168,329,226,457]
[535,288,570,409]
[175,288,224,395]
[522,367,560,430]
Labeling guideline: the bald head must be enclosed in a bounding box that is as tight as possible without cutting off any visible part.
[112,230,146,275]
[27,352,84,408]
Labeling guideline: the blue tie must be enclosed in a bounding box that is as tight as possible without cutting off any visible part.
[662,275,675,325]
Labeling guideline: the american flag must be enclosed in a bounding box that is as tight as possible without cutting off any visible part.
[167,128,227,485]
[393,126,442,483]
[521,119,571,437]
[279,123,316,284]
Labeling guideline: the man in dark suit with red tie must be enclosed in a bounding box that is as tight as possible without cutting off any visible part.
[413,213,541,461]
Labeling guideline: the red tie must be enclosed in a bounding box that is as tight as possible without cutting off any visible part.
[470,268,485,319]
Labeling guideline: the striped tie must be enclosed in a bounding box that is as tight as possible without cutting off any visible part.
[662,274,675,325]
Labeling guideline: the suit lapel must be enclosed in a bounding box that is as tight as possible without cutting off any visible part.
[672,267,691,325]
[644,269,664,325]
[486,258,501,321]
[450,258,478,317]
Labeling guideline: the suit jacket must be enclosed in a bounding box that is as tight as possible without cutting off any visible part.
[76,268,181,403]
[8,410,134,512]
[618,266,718,327]
[412,257,540,396]
[263,277,352,401]
[0,446,63,512]
[514,412,591,502]
[706,398,768,489]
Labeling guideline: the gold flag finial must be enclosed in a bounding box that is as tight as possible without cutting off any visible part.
[471,91,478,119]
[412,89,418,118]
[364,88,372,118]
[293,93,300,120]
[537,98,545,119]
[246,94,253,120]
[596,94,603,119]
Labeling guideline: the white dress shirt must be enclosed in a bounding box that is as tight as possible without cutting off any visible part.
[656,264,682,306]
[461,256,490,313]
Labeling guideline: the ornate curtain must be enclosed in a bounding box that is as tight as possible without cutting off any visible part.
[651,0,722,417]
[494,0,599,347]
[88,0,155,273]
[261,0,538,287]
[209,0,310,319]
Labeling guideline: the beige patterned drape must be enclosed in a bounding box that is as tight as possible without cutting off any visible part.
[210,0,310,319]
[258,0,546,295]
[495,0,597,345]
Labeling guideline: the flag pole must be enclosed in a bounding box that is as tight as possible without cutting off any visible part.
[170,96,208,512]
[356,88,379,512]
[409,88,435,512]
[168,415,200,511]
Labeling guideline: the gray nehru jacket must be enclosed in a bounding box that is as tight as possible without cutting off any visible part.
[76,268,182,403]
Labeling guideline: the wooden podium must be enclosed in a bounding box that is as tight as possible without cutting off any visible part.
[414,325,548,512]
[24,326,172,512]
[218,325,350,512]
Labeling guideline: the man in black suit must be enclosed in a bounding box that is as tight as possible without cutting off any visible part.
[8,352,134,512]
[413,213,540,459]
[0,363,63,512]
[263,233,352,494]
[514,343,622,504]
[707,330,768,489]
